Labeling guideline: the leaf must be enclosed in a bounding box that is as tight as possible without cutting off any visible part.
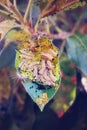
[39,0,87,18]
[15,36,61,111]
[0,43,16,68]
[0,20,19,40]
[66,34,87,76]
[22,81,56,111]
[33,0,50,11]
[51,56,76,117]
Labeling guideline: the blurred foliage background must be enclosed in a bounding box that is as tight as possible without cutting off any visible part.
[0,0,87,130]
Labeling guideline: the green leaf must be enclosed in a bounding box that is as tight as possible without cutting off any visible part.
[66,34,87,76]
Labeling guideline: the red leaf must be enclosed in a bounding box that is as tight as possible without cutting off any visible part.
[41,0,87,18]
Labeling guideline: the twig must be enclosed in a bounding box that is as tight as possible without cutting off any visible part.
[59,15,82,57]
[29,4,33,27]
[40,0,56,18]
[0,1,24,24]
[59,40,66,57]
[13,0,17,9]
[7,0,24,24]
[13,0,24,22]
[0,3,13,13]
[72,15,83,33]
[47,31,72,39]
[10,5,24,24]
[0,9,11,16]
[6,0,12,7]
[48,16,62,33]
[24,0,33,23]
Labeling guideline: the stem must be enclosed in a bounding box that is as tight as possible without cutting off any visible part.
[0,3,12,13]
[24,0,33,23]
[0,9,11,16]
[6,0,12,6]
[29,5,33,27]
[10,5,24,24]
[13,0,17,9]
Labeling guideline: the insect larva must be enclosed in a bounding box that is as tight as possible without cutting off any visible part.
[46,60,54,69]
[39,60,46,74]
[20,50,34,57]
[19,59,27,68]
[41,52,53,60]
[43,69,52,82]
[49,70,57,82]
[48,49,58,57]
[19,54,32,59]
[27,61,39,70]
[33,66,38,79]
